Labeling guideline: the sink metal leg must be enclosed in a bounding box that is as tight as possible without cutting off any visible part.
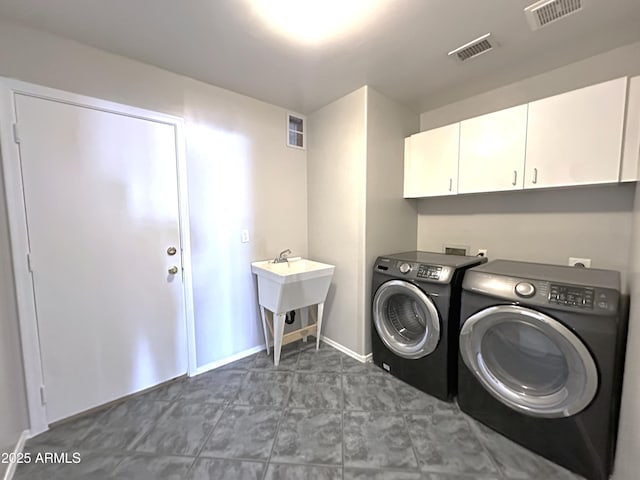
[316,302,324,350]
[273,313,286,366]
[300,307,309,343]
[260,306,270,354]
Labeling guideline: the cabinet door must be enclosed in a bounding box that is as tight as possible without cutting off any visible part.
[403,123,459,198]
[525,77,627,189]
[621,76,640,182]
[458,104,527,194]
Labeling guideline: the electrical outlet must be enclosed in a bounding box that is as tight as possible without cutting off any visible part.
[568,257,591,268]
[241,229,250,243]
[477,249,488,258]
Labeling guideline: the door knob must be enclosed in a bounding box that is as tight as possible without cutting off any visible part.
[167,246,177,256]
[168,266,179,275]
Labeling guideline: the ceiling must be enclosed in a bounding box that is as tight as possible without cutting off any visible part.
[0,0,639,114]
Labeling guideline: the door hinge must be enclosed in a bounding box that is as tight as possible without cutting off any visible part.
[40,385,47,405]
[27,252,33,272]
[12,123,20,144]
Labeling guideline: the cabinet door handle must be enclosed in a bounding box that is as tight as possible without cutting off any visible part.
[512,170,518,186]
[533,168,538,184]
[449,178,453,192]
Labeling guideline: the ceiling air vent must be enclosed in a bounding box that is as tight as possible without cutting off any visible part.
[448,33,494,62]
[524,0,583,31]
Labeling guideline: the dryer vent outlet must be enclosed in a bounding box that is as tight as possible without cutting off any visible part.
[444,245,469,256]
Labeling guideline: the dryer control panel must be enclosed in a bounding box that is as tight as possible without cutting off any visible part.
[463,272,619,315]
[549,284,595,309]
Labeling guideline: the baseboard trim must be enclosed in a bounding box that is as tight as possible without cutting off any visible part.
[192,344,265,376]
[192,336,372,376]
[3,429,29,480]
[320,335,371,363]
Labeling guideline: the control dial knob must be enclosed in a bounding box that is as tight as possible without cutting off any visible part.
[515,282,536,298]
[399,263,412,274]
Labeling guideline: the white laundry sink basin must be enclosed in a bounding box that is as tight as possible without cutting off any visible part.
[251,258,335,314]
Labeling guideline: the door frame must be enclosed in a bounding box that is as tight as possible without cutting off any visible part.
[0,78,197,435]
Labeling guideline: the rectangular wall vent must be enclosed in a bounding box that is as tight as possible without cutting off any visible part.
[525,0,583,31]
[443,244,469,256]
[448,33,494,62]
[286,113,306,150]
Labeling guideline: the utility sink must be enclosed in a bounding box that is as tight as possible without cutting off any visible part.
[252,257,335,365]
[251,258,335,314]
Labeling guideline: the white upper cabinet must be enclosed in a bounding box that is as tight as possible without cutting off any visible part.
[621,76,640,182]
[458,104,528,194]
[403,123,459,198]
[403,76,635,199]
[524,77,627,189]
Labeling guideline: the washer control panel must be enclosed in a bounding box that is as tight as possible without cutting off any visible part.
[549,284,597,309]
[374,257,454,283]
[416,264,443,280]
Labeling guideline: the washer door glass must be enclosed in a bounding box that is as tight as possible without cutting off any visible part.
[459,305,598,418]
[373,280,440,359]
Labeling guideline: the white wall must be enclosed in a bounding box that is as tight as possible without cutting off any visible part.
[0,17,308,442]
[308,86,419,356]
[364,87,419,353]
[308,87,367,355]
[613,184,640,480]
[0,20,184,116]
[0,165,28,473]
[417,185,635,287]
[183,79,307,364]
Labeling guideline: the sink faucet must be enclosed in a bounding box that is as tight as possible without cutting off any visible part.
[274,249,291,263]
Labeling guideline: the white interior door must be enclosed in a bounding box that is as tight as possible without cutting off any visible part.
[15,93,188,423]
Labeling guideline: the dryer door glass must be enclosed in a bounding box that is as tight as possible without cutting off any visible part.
[459,305,598,418]
[373,280,440,359]
[481,322,569,396]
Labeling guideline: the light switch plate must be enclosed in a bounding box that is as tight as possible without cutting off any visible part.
[241,229,250,243]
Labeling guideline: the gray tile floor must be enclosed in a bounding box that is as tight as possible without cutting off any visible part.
[15,340,585,479]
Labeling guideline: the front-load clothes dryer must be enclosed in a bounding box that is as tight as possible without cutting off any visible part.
[371,251,487,401]
[457,260,628,480]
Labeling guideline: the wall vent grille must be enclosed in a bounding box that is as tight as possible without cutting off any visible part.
[448,33,494,62]
[286,113,305,150]
[525,0,583,30]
